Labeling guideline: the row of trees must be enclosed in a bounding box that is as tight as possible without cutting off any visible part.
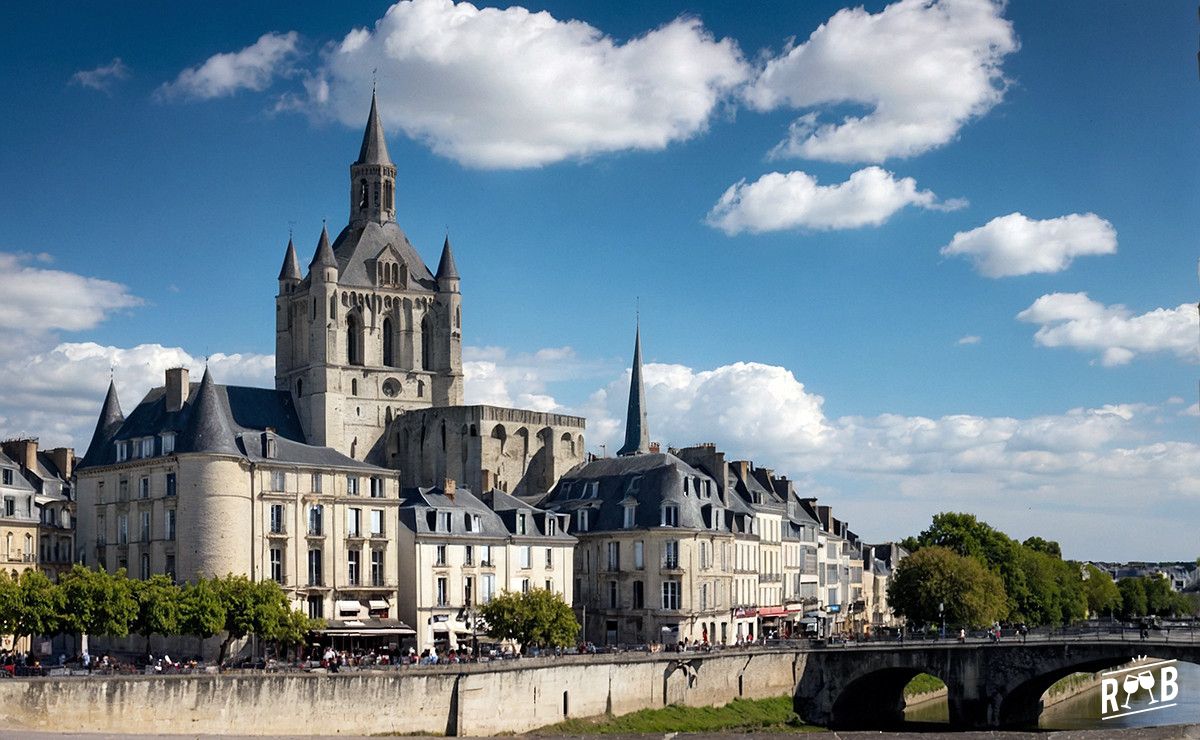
[889,513,1197,628]
[0,566,320,662]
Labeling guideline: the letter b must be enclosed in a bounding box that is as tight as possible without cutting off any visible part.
[1159,666,1178,703]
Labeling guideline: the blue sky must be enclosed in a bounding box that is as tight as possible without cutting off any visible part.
[0,0,1196,560]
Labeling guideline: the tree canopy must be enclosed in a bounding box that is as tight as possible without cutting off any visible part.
[887,545,1008,628]
[478,588,578,651]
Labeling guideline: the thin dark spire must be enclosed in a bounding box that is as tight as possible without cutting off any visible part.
[355,89,392,166]
[617,321,649,456]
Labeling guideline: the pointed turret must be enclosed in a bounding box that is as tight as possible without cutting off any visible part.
[436,235,460,286]
[355,90,392,166]
[617,323,649,456]
[278,237,301,283]
[308,224,338,281]
[178,368,239,456]
[81,380,125,466]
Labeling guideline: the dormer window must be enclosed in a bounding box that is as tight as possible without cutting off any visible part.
[623,503,637,529]
[661,504,679,527]
[547,517,557,536]
[575,509,589,532]
[437,511,452,533]
[161,433,175,455]
[587,481,599,499]
[517,513,527,535]
[115,441,127,462]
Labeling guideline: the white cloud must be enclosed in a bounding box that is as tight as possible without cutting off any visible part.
[1183,403,1200,417]
[706,166,962,235]
[157,32,300,101]
[0,252,141,335]
[307,0,748,168]
[957,335,981,345]
[0,342,273,449]
[462,345,613,412]
[940,212,1117,277]
[70,58,130,93]
[743,0,1017,163]
[1017,293,1199,366]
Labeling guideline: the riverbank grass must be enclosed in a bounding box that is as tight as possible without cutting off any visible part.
[532,696,823,734]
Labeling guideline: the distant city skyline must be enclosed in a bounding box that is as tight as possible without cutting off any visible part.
[0,0,1196,560]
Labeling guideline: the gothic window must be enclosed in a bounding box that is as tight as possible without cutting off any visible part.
[383,318,395,366]
[391,263,398,285]
[421,314,434,370]
[384,180,392,210]
[296,379,303,397]
[330,295,337,319]
[372,181,380,206]
[351,379,358,396]
[359,179,369,210]
[347,313,363,366]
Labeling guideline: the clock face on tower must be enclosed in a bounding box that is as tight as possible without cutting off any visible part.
[382,378,401,398]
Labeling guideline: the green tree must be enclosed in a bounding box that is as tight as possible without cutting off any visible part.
[1118,577,1147,618]
[211,575,298,664]
[1081,564,1122,618]
[180,577,225,646]
[1022,536,1062,559]
[887,546,1008,629]
[132,575,182,649]
[916,512,1029,618]
[58,566,138,639]
[14,569,60,644]
[0,571,21,639]
[478,588,578,652]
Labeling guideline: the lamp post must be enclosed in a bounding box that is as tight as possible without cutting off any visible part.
[939,602,945,640]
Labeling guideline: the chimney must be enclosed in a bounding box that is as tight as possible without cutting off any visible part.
[733,460,750,480]
[48,448,74,480]
[165,367,190,412]
[443,477,456,501]
[3,439,38,473]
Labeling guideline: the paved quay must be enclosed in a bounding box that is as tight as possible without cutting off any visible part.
[4,726,1199,740]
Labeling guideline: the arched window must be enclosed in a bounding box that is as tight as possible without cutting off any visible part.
[347,313,362,366]
[296,379,303,398]
[351,379,358,396]
[383,318,395,367]
[384,180,392,210]
[372,181,380,206]
[359,179,369,210]
[421,315,435,370]
[391,263,398,285]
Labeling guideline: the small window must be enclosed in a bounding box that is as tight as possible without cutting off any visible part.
[623,504,636,529]
[436,544,447,566]
[138,477,149,499]
[347,476,360,496]
[311,473,322,493]
[661,504,679,527]
[575,509,589,532]
[1,469,10,486]
[161,433,175,455]
[165,473,176,497]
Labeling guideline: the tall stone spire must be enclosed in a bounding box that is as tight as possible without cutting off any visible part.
[617,322,649,456]
[308,223,337,276]
[82,379,124,466]
[435,235,460,283]
[350,91,398,224]
[355,90,392,166]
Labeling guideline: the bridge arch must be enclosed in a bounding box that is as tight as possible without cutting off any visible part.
[995,656,1126,727]
[830,666,948,728]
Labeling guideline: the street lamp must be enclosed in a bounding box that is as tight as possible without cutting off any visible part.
[939,602,945,640]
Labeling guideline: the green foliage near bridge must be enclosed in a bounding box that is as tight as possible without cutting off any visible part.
[892,513,1195,628]
[0,566,321,658]
[536,696,820,734]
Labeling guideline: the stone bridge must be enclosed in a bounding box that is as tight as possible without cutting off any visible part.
[794,635,1200,729]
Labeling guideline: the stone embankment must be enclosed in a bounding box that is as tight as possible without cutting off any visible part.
[0,650,801,736]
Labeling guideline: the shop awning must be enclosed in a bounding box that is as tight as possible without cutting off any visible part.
[319,618,416,637]
[336,600,362,615]
[368,599,389,611]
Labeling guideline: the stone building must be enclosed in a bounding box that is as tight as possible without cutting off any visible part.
[75,367,403,624]
[0,449,39,579]
[542,328,744,646]
[0,438,76,581]
[274,92,464,461]
[396,483,574,652]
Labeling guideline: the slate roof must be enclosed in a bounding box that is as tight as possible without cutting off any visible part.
[0,451,37,495]
[324,220,436,290]
[78,370,378,472]
[308,224,337,271]
[541,452,727,533]
[435,236,459,281]
[82,380,124,467]
[355,91,392,166]
[398,487,515,539]
[617,325,648,456]
[279,237,301,281]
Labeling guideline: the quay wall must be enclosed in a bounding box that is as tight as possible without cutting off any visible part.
[0,650,803,736]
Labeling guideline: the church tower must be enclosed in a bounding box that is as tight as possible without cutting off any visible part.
[275,93,464,461]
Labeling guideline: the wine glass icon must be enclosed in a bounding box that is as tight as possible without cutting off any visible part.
[1121,673,1140,709]
[1138,670,1157,704]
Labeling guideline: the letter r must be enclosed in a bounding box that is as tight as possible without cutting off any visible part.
[1101,678,1120,715]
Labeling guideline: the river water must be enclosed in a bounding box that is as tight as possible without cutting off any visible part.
[904,661,1200,730]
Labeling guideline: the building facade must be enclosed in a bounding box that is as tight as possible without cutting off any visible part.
[396,484,574,652]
